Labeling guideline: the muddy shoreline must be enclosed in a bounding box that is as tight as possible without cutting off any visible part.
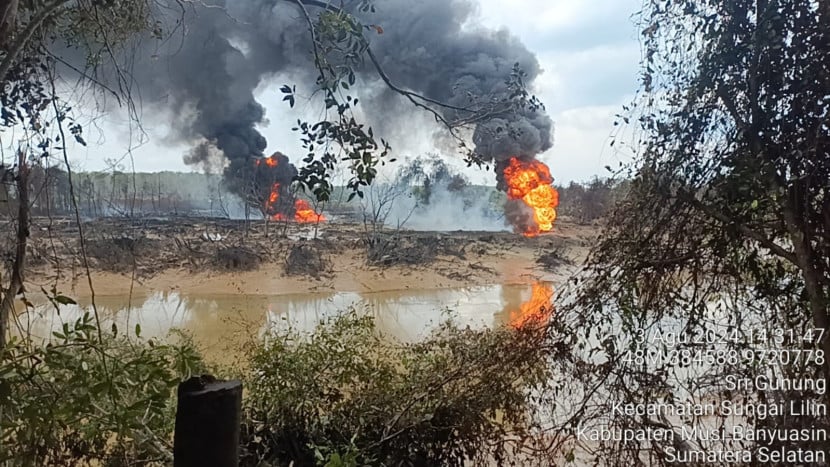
[15,216,595,299]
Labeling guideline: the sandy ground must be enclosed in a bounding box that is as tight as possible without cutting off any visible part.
[20,217,596,299]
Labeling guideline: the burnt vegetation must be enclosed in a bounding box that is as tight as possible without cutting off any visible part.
[365,232,467,267]
[284,242,328,278]
[86,235,162,274]
[535,245,571,271]
[215,246,262,272]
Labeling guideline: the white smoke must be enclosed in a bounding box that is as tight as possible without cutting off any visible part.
[358,156,508,232]
[387,185,506,232]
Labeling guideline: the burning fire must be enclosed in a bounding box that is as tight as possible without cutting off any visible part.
[256,156,280,168]
[510,282,554,328]
[293,199,323,223]
[503,157,559,237]
[257,156,326,223]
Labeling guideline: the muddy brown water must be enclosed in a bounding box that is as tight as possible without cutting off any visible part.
[16,284,551,363]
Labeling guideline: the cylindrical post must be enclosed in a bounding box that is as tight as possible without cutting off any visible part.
[174,375,242,467]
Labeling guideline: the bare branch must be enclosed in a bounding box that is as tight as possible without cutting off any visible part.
[674,187,799,265]
[291,0,487,137]
[45,50,123,105]
[0,0,67,84]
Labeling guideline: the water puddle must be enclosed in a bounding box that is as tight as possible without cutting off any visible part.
[16,283,553,361]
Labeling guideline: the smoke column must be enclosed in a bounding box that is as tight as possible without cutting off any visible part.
[57,0,555,230]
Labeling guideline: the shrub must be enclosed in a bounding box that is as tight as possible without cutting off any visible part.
[0,312,205,466]
[241,309,552,466]
[86,236,161,273]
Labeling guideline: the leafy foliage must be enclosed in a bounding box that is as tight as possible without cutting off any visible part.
[544,0,830,464]
[283,6,393,204]
[0,312,205,466]
[241,309,553,466]
[1,0,159,87]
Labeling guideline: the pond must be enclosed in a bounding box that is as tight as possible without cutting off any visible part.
[17,283,554,362]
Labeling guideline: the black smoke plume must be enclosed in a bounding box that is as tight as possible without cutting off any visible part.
[56,0,554,225]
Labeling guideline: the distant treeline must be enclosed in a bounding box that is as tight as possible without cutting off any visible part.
[0,168,237,218]
[0,166,626,222]
[555,177,630,224]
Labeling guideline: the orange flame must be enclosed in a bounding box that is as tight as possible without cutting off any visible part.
[293,199,324,223]
[263,183,326,223]
[510,282,554,328]
[256,156,280,168]
[503,157,559,237]
[257,156,326,223]
[263,182,281,217]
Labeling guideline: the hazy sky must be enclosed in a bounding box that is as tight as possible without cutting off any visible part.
[67,0,643,184]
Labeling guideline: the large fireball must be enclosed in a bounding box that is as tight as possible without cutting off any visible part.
[502,157,559,237]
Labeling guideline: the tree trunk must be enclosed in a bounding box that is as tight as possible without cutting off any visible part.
[0,149,29,350]
[0,0,18,47]
[782,195,830,390]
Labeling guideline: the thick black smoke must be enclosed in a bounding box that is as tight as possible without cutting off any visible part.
[364,0,553,161]
[252,151,300,218]
[58,0,554,220]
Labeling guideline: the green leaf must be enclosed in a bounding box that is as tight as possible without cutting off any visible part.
[54,295,77,305]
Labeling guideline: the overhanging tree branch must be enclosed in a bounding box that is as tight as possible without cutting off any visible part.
[675,188,798,264]
[0,0,66,84]
[292,0,497,133]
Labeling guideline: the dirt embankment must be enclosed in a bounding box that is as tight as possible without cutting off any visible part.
[12,217,597,298]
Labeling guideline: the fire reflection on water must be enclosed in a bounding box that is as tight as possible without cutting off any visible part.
[508,282,554,328]
[20,282,554,363]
